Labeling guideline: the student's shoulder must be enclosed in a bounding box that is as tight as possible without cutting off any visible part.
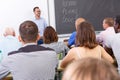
[68,47,77,53]
[69,31,76,38]
[71,31,76,35]
[8,50,21,56]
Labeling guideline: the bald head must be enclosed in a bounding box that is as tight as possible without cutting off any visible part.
[75,18,85,30]
[3,27,15,37]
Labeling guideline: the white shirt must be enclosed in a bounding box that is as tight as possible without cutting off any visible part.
[96,27,115,47]
[0,35,22,61]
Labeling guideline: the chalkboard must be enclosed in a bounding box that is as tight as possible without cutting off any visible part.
[54,0,120,34]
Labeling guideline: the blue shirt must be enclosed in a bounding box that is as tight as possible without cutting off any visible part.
[33,17,47,36]
[0,36,22,61]
[68,31,76,46]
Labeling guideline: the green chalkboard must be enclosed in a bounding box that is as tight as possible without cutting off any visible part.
[54,0,120,34]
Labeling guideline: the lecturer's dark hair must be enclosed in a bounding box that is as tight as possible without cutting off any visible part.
[33,6,39,12]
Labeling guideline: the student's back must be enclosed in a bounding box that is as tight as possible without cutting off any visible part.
[1,45,57,80]
[41,42,69,57]
[69,45,102,59]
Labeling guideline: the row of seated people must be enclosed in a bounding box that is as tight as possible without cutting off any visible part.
[65,17,118,67]
[0,16,120,79]
[60,21,114,69]
[0,26,70,62]
[0,22,69,80]
[0,21,58,80]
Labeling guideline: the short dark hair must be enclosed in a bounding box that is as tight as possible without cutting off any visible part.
[19,20,38,43]
[115,15,120,25]
[76,21,98,49]
[43,26,58,44]
[114,15,120,33]
[33,6,39,12]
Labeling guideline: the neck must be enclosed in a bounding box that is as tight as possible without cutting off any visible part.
[22,41,38,45]
[35,16,40,19]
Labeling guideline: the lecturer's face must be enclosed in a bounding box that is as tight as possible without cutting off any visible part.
[34,8,41,17]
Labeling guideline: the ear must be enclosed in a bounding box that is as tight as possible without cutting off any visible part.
[13,32,16,37]
[37,34,40,41]
[18,35,22,42]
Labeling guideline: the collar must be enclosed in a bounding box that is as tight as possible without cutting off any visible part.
[22,43,37,47]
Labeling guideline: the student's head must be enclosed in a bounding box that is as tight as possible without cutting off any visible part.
[33,6,41,18]
[103,18,114,29]
[114,15,120,33]
[19,20,40,44]
[3,27,15,37]
[62,58,120,80]
[43,26,58,44]
[76,21,98,49]
[75,18,85,30]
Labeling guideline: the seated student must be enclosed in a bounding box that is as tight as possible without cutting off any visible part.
[62,58,120,80]
[60,21,114,69]
[0,27,21,61]
[0,21,58,80]
[96,17,115,47]
[41,26,70,58]
[105,15,120,73]
[68,18,85,47]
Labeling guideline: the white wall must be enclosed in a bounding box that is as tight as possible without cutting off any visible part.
[0,0,48,36]
[0,0,70,41]
[48,0,56,29]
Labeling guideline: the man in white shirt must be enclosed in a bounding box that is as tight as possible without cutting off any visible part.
[105,15,120,73]
[96,17,115,47]
[0,27,21,61]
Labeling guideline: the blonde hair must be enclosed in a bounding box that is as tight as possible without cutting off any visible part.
[62,58,119,80]
[75,18,85,30]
